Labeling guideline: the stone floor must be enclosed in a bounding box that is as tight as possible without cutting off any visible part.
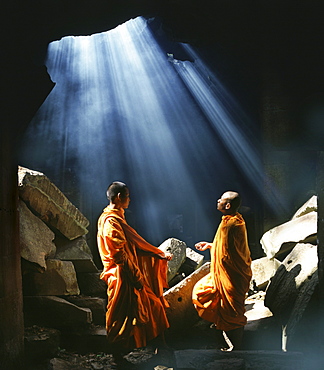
[24,318,324,370]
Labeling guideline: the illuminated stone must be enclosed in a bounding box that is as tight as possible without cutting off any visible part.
[250,256,281,291]
[18,166,89,240]
[19,199,56,272]
[159,238,187,282]
[164,262,210,331]
[260,211,317,258]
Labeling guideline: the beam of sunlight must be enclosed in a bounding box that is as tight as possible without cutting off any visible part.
[170,45,288,215]
[21,17,238,247]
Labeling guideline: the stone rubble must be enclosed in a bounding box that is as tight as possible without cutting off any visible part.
[19,168,318,369]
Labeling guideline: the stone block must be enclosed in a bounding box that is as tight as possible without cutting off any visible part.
[23,259,80,296]
[164,262,210,332]
[77,272,107,297]
[24,296,92,329]
[265,242,318,344]
[159,238,187,281]
[54,235,98,273]
[18,166,89,240]
[186,247,204,269]
[64,295,106,325]
[250,257,281,291]
[19,199,56,273]
[260,212,317,258]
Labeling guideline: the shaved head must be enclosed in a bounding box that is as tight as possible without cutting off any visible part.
[107,181,128,202]
[222,191,241,212]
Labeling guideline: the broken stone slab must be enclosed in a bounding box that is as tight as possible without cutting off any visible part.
[174,349,305,370]
[186,247,204,269]
[64,295,106,326]
[159,238,187,282]
[263,243,319,352]
[164,262,210,333]
[23,259,80,296]
[260,211,317,259]
[77,272,108,298]
[265,243,318,322]
[250,257,281,291]
[24,296,92,329]
[18,166,89,240]
[54,235,98,273]
[19,199,56,273]
[292,195,317,219]
[55,234,93,257]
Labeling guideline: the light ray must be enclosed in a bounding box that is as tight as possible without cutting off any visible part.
[19,17,268,251]
[170,45,288,215]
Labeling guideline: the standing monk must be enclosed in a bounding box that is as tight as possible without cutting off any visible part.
[97,181,172,364]
[192,191,252,350]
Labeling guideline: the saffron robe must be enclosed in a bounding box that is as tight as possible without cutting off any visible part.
[97,206,170,349]
[192,212,252,331]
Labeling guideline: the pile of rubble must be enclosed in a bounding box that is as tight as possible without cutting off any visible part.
[19,166,319,368]
[19,166,207,364]
[245,195,318,353]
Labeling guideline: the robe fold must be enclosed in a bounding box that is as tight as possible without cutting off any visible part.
[97,206,170,349]
[192,212,252,331]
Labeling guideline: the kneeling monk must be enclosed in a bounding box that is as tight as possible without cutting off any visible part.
[192,191,252,350]
[97,181,172,360]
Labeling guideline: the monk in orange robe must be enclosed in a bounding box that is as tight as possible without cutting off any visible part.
[97,181,172,363]
[192,191,252,350]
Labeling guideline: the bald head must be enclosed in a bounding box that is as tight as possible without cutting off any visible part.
[217,191,241,214]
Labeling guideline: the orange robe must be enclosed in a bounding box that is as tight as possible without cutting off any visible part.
[97,206,170,349]
[192,212,252,331]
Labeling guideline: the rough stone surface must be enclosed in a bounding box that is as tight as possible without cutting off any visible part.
[64,295,106,325]
[23,259,80,296]
[265,243,318,330]
[184,247,204,270]
[55,235,98,273]
[77,272,107,297]
[159,238,187,282]
[250,257,281,291]
[260,212,317,258]
[164,262,210,332]
[24,296,92,329]
[54,234,93,257]
[18,166,89,240]
[19,199,56,272]
[186,248,204,269]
